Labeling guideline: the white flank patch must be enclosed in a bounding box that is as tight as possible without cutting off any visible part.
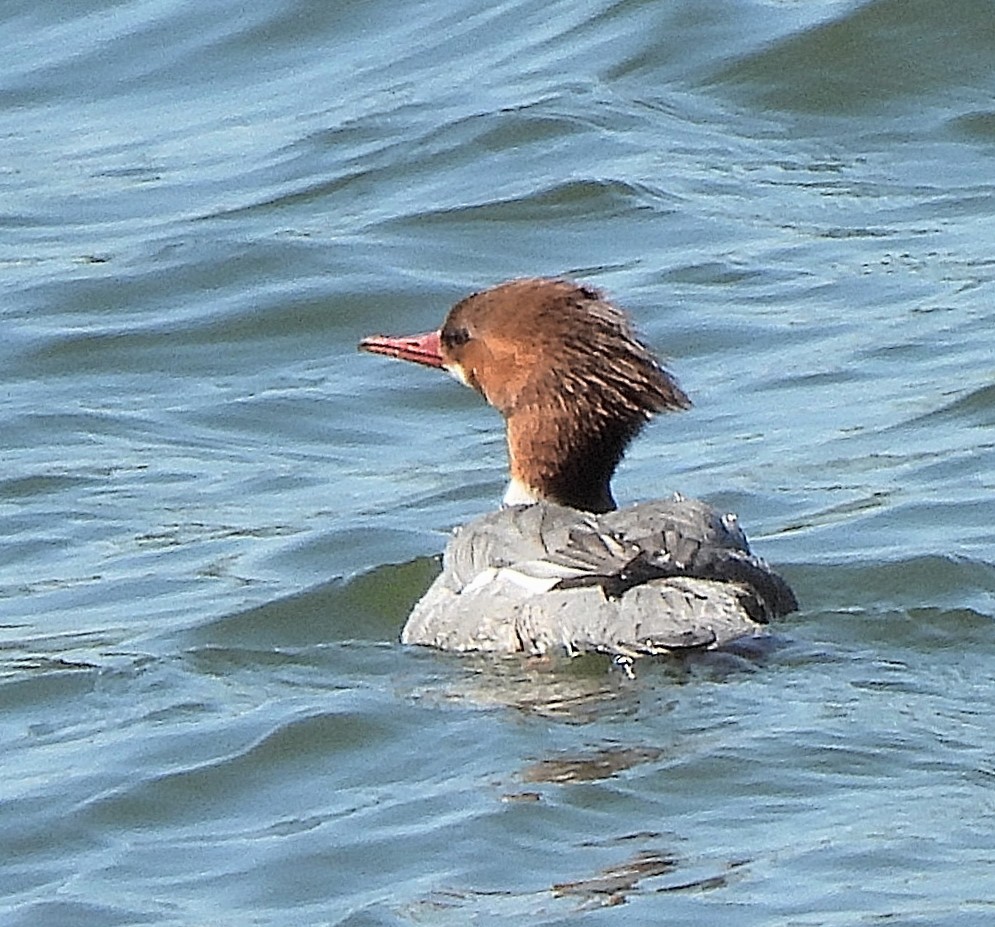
[461,565,563,597]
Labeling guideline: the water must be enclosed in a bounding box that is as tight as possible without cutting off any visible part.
[3,0,995,923]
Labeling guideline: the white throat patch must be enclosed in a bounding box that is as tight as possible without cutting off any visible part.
[443,362,470,387]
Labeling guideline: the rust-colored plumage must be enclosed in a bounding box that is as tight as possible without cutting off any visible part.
[437,279,690,512]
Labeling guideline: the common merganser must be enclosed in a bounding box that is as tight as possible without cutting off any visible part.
[360,278,796,658]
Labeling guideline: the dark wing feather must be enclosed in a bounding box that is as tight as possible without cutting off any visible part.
[443,499,795,621]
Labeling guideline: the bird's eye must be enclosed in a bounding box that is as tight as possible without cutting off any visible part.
[442,326,470,348]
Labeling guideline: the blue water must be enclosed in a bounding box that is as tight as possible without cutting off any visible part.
[3,0,995,924]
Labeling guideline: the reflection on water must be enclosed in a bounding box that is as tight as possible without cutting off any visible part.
[522,745,664,784]
[408,845,745,918]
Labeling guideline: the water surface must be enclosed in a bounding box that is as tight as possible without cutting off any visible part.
[3,0,995,924]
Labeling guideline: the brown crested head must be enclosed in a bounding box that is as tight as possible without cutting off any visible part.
[360,278,690,512]
[436,278,691,512]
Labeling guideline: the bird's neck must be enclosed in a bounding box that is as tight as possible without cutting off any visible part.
[505,405,629,514]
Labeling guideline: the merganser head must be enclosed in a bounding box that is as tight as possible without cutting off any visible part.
[360,278,690,513]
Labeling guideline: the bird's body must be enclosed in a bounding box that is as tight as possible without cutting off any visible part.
[360,278,796,658]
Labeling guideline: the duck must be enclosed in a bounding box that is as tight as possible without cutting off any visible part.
[359,278,796,659]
